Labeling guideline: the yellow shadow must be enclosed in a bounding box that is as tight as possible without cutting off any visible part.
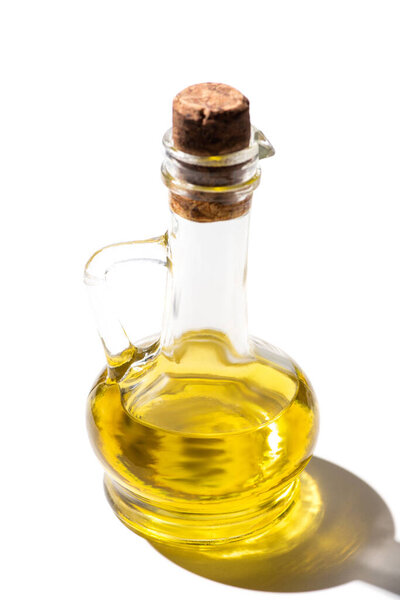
[151,457,400,595]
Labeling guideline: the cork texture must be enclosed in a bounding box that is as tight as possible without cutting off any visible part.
[173,82,250,156]
[169,193,252,223]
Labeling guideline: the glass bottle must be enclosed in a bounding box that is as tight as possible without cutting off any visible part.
[84,83,319,546]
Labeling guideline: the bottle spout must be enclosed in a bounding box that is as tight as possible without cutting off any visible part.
[254,129,275,159]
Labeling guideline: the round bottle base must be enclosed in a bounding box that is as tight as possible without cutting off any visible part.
[104,475,301,547]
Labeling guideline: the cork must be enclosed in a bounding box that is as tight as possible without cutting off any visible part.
[169,193,252,223]
[170,83,253,222]
[173,83,250,156]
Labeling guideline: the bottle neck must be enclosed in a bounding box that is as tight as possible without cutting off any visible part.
[161,212,250,355]
[159,125,274,357]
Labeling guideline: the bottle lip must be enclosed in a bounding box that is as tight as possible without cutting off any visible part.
[161,164,262,198]
[162,125,274,168]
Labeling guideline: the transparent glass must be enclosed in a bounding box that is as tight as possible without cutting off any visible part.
[84,127,319,546]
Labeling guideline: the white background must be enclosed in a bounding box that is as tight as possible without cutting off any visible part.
[1,1,399,598]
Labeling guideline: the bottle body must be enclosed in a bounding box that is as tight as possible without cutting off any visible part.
[87,330,318,545]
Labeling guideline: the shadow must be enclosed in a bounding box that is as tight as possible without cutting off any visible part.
[151,457,400,595]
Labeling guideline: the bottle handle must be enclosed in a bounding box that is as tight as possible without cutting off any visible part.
[84,233,168,379]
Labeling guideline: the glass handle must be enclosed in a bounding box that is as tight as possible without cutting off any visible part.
[84,233,168,379]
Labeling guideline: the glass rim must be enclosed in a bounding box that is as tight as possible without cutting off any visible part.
[162,125,274,167]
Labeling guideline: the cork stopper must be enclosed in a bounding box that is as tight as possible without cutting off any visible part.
[169,83,253,222]
[173,83,251,156]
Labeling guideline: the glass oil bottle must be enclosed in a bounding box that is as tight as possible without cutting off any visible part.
[85,83,319,546]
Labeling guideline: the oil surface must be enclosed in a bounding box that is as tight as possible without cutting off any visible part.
[87,330,318,543]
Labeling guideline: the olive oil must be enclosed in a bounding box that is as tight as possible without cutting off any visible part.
[87,330,318,545]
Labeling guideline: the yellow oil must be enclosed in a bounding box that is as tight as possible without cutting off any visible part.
[87,330,318,545]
